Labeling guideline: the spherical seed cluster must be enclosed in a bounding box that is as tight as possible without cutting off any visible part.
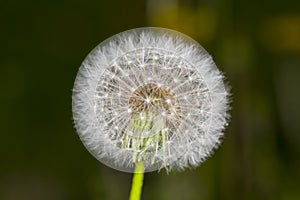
[72,28,230,173]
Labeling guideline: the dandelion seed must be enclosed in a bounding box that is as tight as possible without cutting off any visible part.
[72,27,230,173]
[145,98,151,103]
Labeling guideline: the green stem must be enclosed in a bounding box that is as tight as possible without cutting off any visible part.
[129,162,145,200]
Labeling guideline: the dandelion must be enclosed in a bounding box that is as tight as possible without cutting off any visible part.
[72,27,230,199]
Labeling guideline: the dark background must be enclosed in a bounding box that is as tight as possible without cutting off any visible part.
[1,0,300,199]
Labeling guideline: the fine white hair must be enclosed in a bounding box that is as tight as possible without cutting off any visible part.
[72,27,230,173]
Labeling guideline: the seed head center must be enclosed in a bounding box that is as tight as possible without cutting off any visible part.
[128,83,177,116]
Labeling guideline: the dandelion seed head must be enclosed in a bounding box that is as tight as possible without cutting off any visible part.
[72,27,230,173]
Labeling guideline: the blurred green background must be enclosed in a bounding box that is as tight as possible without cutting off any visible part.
[1,0,300,199]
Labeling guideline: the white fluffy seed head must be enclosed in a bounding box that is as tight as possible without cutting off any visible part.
[72,27,230,173]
